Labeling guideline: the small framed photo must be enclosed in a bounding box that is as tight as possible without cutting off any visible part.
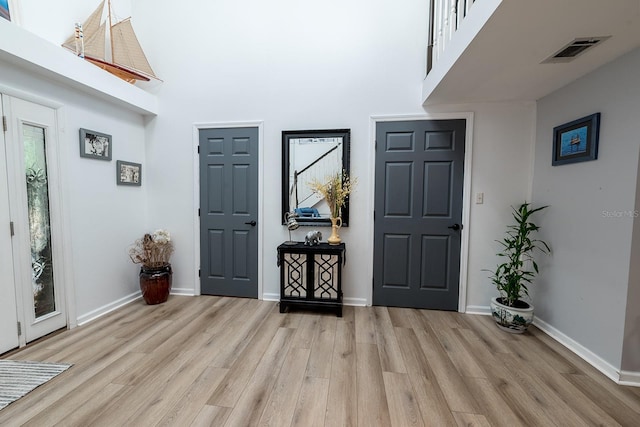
[116,160,142,186]
[0,0,10,21]
[552,113,600,166]
[79,128,112,161]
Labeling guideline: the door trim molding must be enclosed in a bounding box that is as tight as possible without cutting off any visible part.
[2,94,75,345]
[192,121,264,298]
[369,113,474,311]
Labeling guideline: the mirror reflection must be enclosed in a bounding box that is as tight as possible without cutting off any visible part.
[282,129,350,226]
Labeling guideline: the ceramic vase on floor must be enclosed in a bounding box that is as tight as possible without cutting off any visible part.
[139,264,172,305]
[490,296,534,333]
[328,217,342,245]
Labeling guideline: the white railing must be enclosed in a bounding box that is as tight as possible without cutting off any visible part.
[292,145,342,210]
[427,0,475,74]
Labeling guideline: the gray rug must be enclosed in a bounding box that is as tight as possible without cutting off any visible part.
[0,360,72,410]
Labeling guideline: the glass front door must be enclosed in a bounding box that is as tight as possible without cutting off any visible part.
[3,95,67,345]
[24,124,57,319]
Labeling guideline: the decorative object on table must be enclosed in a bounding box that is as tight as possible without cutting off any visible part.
[552,112,600,166]
[79,128,112,161]
[309,170,356,245]
[485,203,550,333]
[61,0,159,83]
[284,211,299,245]
[129,229,174,305]
[304,230,322,246]
[116,160,141,186]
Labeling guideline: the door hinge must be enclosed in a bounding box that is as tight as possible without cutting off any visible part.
[198,269,201,278]
[17,321,21,336]
[197,145,200,154]
[9,221,14,236]
[2,116,7,132]
[198,208,201,217]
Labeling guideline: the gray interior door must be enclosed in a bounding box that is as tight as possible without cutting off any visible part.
[373,119,465,310]
[200,127,258,298]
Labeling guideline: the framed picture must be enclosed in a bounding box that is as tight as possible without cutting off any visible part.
[0,0,10,21]
[116,160,142,186]
[79,128,112,161]
[281,128,351,226]
[552,113,600,166]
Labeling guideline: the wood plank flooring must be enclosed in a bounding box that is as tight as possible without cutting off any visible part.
[1,296,639,426]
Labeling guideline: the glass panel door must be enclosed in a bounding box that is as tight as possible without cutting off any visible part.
[3,95,66,345]
[24,124,57,319]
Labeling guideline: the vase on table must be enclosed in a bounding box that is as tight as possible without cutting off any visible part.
[139,263,172,305]
[328,217,342,245]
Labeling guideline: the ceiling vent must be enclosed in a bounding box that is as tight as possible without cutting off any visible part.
[542,36,611,63]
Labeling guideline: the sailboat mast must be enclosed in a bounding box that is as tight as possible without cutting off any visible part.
[107,0,114,59]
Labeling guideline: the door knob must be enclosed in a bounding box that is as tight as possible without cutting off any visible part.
[245,220,257,226]
[447,223,462,231]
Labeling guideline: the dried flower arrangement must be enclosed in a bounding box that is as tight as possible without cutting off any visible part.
[129,229,174,269]
[308,171,356,218]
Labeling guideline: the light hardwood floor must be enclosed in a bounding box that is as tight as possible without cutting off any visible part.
[1,296,639,426]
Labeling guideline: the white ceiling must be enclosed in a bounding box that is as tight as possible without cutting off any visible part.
[422,0,640,105]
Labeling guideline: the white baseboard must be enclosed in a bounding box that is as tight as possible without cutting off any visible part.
[533,316,640,386]
[460,307,639,387]
[77,291,141,326]
[262,293,280,302]
[344,297,367,306]
[465,305,491,315]
[619,370,640,387]
[170,288,196,296]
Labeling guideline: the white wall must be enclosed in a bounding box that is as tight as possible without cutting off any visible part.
[132,0,431,303]
[0,57,148,323]
[128,0,536,307]
[622,148,640,373]
[426,102,537,311]
[11,0,537,314]
[532,48,640,368]
[17,0,132,46]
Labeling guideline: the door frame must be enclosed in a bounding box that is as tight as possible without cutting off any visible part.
[192,121,264,298]
[0,87,76,346]
[368,113,474,311]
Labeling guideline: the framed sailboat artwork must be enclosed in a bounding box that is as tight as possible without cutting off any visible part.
[552,113,600,166]
[62,0,159,83]
[0,0,10,21]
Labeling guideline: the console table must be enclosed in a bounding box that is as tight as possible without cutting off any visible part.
[277,242,345,317]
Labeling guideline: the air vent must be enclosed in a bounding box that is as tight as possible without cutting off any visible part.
[542,36,611,63]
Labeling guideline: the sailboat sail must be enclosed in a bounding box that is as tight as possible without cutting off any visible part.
[62,0,158,83]
[84,23,106,60]
[112,19,156,78]
[62,1,105,55]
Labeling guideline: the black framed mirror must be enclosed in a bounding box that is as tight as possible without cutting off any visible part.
[282,129,351,227]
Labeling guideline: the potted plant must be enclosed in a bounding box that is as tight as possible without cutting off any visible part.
[309,170,356,245]
[129,229,174,305]
[487,203,550,333]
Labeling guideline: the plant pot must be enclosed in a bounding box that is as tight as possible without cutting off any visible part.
[490,296,534,333]
[328,216,342,245]
[139,264,172,305]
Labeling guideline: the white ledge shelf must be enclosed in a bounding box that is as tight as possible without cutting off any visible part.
[0,19,158,116]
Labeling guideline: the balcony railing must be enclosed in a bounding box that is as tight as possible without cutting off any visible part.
[427,0,476,74]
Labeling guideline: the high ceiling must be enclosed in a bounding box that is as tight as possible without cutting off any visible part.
[422,0,640,105]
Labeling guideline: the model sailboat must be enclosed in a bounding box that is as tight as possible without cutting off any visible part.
[62,0,158,83]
